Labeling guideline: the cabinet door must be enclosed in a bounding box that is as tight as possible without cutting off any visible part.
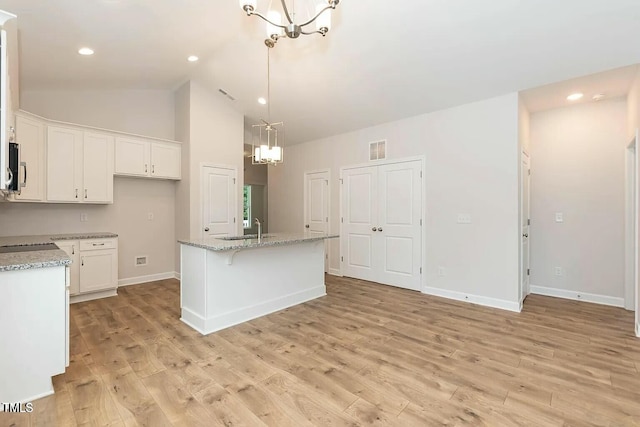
[115,137,149,177]
[47,126,83,202]
[56,241,80,295]
[15,115,45,201]
[83,132,114,203]
[150,142,181,179]
[79,250,117,293]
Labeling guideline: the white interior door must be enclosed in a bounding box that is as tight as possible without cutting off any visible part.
[341,166,377,282]
[377,161,422,290]
[521,151,531,302]
[202,165,237,238]
[635,129,640,337]
[304,170,330,271]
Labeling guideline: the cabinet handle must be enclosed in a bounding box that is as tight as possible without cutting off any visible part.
[81,257,84,266]
[85,189,88,199]
[20,162,27,188]
[92,243,105,247]
[72,245,75,255]
[75,189,78,199]
[145,164,148,173]
[152,165,155,174]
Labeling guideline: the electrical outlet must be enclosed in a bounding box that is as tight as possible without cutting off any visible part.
[147,212,154,221]
[555,212,564,223]
[457,214,472,224]
[554,267,563,276]
[437,266,446,276]
[80,213,88,222]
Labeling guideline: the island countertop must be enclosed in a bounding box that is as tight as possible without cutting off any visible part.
[179,232,339,252]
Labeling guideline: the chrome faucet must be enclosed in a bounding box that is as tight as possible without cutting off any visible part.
[254,218,262,240]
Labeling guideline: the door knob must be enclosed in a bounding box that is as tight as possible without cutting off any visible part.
[305,224,310,228]
[523,233,528,238]
[378,227,383,232]
[372,227,378,232]
[204,227,210,232]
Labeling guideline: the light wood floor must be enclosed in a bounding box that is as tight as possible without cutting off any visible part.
[3,275,640,426]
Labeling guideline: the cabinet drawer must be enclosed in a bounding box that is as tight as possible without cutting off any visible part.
[80,238,117,251]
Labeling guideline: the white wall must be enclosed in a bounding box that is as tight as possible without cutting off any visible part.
[269,93,521,309]
[529,99,628,303]
[21,90,175,140]
[627,68,640,327]
[1,89,178,281]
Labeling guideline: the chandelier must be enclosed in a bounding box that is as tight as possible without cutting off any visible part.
[252,46,284,165]
[240,0,340,47]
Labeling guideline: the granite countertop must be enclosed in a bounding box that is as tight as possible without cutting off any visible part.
[0,232,118,272]
[179,232,339,252]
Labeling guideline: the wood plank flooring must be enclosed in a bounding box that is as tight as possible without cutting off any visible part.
[2,275,640,426]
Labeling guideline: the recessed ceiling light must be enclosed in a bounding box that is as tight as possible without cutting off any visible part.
[78,47,94,56]
[566,93,583,101]
[258,97,267,105]
[187,55,199,62]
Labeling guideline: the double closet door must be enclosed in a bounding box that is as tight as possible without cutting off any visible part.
[341,160,422,291]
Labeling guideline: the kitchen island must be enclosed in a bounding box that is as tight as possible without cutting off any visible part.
[179,232,338,335]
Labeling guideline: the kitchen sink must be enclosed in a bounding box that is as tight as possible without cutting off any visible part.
[0,243,59,254]
[219,234,272,241]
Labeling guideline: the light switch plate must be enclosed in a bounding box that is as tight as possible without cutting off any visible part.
[457,213,472,224]
[555,212,563,223]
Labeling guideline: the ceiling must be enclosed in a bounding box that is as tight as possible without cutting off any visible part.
[1,0,640,144]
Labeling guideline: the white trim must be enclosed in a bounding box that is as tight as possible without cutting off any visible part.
[636,322,639,338]
[70,288,117,304]
[328,268,342,276]
[422,286,521,313]
[118,271,177,287]
[181,286,327,335]
[530,285,625,308]
[175,271,181,280]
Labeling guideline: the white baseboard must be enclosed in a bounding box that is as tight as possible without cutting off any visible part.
[422,286,521,313]
[70,289,117,304]
[174,271,181,280]
[182,285,327,335]
[118,272,177,287]
[328,268,342,277]
[529,285,625,308]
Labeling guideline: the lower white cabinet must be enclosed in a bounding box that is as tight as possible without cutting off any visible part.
[56,241,80,295]
[56,238,118,299]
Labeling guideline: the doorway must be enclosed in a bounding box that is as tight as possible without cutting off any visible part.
[304,170,330,271]
[340,158,423,291]
[201,164,238,239]
[521,150,531,304]
[626,130,640,337]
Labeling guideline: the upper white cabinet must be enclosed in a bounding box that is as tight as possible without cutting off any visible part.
[47,126,83,202]
[46,125,114,203]
[14,114,45,201]
[83,132,114,202]
[115,137,181,180]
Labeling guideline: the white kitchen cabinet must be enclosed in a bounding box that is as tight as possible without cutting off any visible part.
[83,132,114,203]
[79,238,118,294]
[46,126,83,202]
[46,126,114,203]
[14,114,45,201]
[150,142,181,179]
[56,241,80,295]
[115,137,181,180]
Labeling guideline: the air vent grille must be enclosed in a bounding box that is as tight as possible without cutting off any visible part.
[369,140,387,161]
[218,88,236,101]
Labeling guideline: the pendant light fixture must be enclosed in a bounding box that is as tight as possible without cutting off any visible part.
[252,45,284,165]
[240,0,339,47]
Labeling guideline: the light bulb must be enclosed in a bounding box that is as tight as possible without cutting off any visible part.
[271,146,282,161]
[254,146,262,162]
[266,10,283,39]
[316,4,331,32]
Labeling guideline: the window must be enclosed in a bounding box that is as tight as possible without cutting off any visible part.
[243,185,251,228]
